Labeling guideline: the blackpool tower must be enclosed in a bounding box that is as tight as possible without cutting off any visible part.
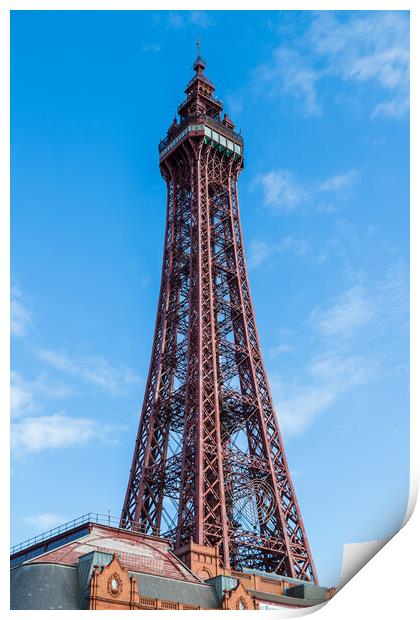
[121,50,318,583]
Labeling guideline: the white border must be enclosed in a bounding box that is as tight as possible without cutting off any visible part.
[1,2,417,618]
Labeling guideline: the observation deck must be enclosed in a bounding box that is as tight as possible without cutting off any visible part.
[158,114,243,162]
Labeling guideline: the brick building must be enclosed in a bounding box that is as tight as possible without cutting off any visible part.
[11,515,334,610]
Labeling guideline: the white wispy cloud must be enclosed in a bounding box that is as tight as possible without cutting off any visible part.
[271,260,407,435]
[166,12,184,29]
[256,168,359,213]
[257,170,308,211]
[254,47,322,117]
[166,11,213,29]
[317,170,359,193]
[274,381,336,436]
[249,240,271,268]
[310,351,373,386]
[308,11,409,111]
[310,263,407,341]
[321,11,409,118]
[269,344,294,359]
[310,286,376,338]
[12,413,115,455]
[254,11,409,119]
[35,348,141,395]
[11,286,32,338]
[371,98,409,120]
[22,513,67,531]
[189,10,213,29]
[11,372,36,417]
[10,286,137,458]
[376,260,408,321]
[11,371,73,418]
[278,236,309,256]
[248,236,309,269]
[273,352,373,436]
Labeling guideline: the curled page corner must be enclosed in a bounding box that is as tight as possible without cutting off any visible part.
[402,477,419,526]
[338,538,390,590]
[337,479,418,593]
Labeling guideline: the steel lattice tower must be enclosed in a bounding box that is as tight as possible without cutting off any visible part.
[121,53,317,583]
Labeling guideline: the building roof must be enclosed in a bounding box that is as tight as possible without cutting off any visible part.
[11,563,83,610]
[131,571,219,609]
[10,560,220,611]
[249,589,323,608]
[16,522,199,584]
[10,521,218,610]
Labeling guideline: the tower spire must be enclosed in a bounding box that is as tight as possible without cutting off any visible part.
[193,35,205,75]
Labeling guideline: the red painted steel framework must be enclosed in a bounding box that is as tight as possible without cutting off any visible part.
[121,54,317,583]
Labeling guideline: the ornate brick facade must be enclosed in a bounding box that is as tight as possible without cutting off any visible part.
[88,555,202,610]
[11,521,335,610]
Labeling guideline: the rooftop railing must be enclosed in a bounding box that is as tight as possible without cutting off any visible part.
[159,114,242,153]
[10,512,162,556]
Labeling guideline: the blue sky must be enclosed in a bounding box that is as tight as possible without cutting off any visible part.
[11,10,409,587]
